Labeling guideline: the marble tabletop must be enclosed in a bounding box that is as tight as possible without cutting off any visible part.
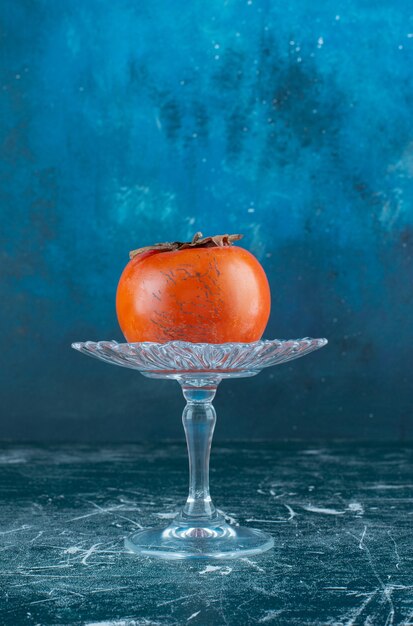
[1,442,412,625]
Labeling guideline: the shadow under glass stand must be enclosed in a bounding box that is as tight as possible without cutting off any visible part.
[72,338,327,559]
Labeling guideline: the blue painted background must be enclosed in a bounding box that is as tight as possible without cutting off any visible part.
[1,0,412,441]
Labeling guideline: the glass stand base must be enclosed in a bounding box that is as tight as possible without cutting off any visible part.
[125,520,274,560]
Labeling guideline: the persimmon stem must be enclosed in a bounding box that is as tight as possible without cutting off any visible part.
[191,231,203,244]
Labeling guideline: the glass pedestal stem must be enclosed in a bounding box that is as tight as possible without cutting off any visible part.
[179,381,223,524]
[123,376,274,558]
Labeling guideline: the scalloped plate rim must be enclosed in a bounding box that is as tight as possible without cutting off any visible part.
[71,337,328,350]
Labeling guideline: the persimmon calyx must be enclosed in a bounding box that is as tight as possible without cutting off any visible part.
[129,232,243,259]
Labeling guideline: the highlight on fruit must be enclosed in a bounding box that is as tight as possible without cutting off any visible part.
[116,232,271,344]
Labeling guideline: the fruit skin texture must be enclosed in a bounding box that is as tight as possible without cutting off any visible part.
[116,246,271,344]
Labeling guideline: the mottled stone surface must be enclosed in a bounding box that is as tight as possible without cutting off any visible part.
[1,443,412,624]
[1,1,413,441]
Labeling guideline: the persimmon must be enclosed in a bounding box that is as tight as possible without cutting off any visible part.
[116,232,271,344]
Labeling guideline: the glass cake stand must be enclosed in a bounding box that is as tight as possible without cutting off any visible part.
[72,337,327,559]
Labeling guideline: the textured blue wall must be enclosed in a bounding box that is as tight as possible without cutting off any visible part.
[1,0,412,441]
